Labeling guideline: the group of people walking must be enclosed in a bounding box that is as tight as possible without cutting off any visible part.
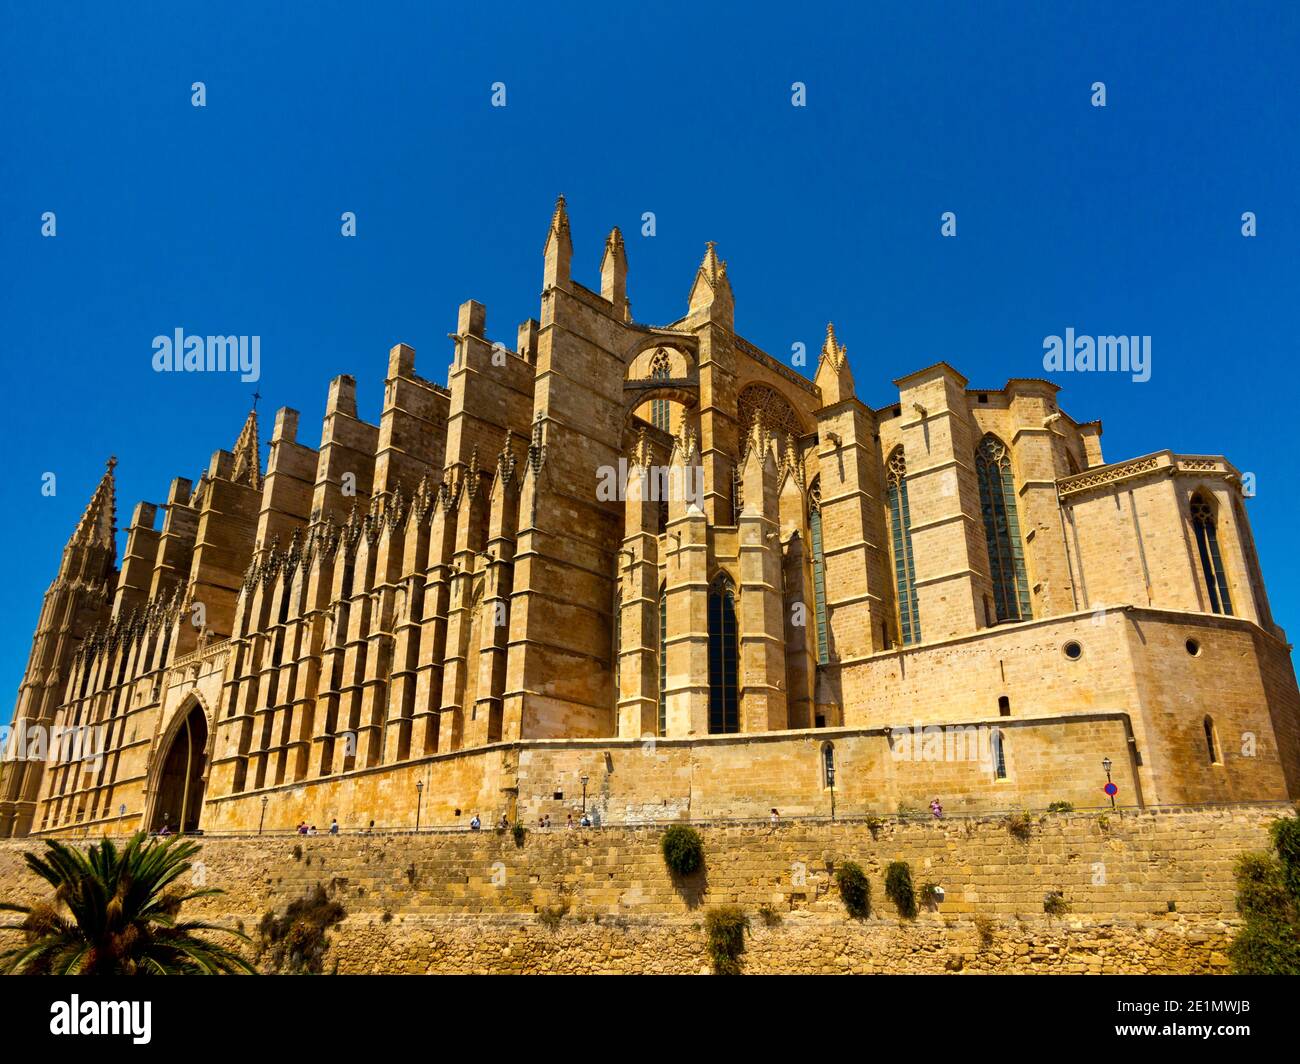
[467,810,593,831]
[295,819,341,836]
[270,797,948,836]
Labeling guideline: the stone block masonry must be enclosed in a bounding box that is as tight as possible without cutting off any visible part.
[0,805,1285,974]
[5,198,1296,845]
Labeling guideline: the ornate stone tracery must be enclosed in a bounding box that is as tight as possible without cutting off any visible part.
[886,447,907,484]
[738,383,801,449]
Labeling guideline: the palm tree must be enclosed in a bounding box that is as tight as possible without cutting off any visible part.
[0,831,255,974]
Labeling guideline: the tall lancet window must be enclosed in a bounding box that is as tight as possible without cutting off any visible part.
[886,449,921,646]
[612,581,622,711]
[650,348,671,433]
[658,583,668,736]
[975,435,1032,623]
[707,573,739,734]
[808,478,829,665]
[1191,493,1233,615]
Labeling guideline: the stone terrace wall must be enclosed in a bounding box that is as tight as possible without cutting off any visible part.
[0,805,1287,974]
[197,718,1145,838]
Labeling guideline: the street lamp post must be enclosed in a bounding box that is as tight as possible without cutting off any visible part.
[580,774,589,815]
[415,779,424,832]
[827,762,837,821]
[1102,757,1115,810]
[258,795,268,836]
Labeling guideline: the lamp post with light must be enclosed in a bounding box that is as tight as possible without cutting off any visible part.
[580,774,589,816]
[415,779,424,832]
[1102,757,1116,810]
[259,795,268,836]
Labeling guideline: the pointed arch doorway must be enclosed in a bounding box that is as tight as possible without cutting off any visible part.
[150,701,209,834]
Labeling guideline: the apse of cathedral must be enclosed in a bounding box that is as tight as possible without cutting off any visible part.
[2,197,1297,838]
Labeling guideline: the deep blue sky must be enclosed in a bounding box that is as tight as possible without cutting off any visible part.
[1,1,1297,702]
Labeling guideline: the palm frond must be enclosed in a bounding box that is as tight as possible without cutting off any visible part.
[3,831,255,976]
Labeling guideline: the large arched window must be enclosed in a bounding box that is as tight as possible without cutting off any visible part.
[707,574,739,734]
[808,478,829,665]
[738,383,802,444]
[649,349,671,433]
[975,435,1032,623]
[658,584,668,735]
[886,449,921,645]
[1191,493,1233,616]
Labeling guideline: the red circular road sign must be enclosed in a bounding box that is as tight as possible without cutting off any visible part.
[1104,782,1119,796]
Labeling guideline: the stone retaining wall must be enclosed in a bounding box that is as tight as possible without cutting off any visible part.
[1,804,1284,974]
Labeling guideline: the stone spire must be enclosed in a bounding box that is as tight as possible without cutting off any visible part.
[748,407,769,460]
[814,321,856,405]
[547,193,570,245]
[822,322,845,367]
[229,407,262,490]
[740,415,780,520]
[68,456,118,552]
[2,455,120,834]
[600,226,629,319]
[700,241,724,282]
[783,433,805,489]
[687,241,734,328]
[543,194,573,289]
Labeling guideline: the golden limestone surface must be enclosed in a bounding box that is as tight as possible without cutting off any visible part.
[2,197,1297,839]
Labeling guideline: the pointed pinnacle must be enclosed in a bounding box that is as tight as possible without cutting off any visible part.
[550,194,569,234]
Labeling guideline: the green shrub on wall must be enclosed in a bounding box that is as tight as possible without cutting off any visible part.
[1272,813,1300,901]
[1229,808,1300,974]
[885,861,917,919]
[704,906,748,975]
[1043,891,1070,918]
[661,825,704,877]
[835,861,870,919]
[256,883,347,974]
[537,901,570,931]
[1006,811,1034,841]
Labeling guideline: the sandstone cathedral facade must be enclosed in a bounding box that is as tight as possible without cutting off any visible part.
[3,197,1298,839]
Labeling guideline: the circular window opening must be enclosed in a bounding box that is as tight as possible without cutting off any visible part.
[1186,638,1201,656]
[1063,640,1083,661]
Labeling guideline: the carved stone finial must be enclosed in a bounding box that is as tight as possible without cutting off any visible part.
[631,424,652,468]
[528,411,547,474]
[498,430,518,485]
[784,433,804,487]
[821,322,848,369]
[465,447,483,498]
